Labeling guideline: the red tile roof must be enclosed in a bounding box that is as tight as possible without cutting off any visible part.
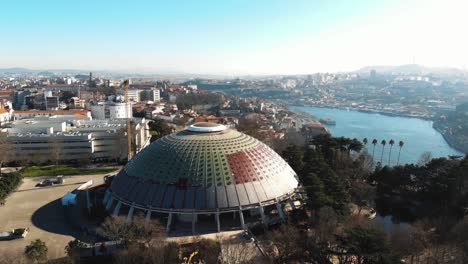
[15,109,89,115]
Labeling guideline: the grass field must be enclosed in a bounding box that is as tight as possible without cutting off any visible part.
[20,165,117,177]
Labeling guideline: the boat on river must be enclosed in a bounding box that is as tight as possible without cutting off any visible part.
[319,118,336,125]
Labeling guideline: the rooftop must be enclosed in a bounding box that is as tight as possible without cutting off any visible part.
[187,122,227,133]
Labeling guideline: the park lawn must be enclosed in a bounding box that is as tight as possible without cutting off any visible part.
[20,165,117,177]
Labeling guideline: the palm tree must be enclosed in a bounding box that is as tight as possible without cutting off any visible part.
[371,139,378,160]
[363,138,368,145]
[388,139,395,165]
[380,140,387,164]
[396,140,404,165]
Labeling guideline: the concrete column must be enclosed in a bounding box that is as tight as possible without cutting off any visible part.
[192,213,197,234]
[105,197,114,210]
[258,205,267,226]
[215,210,221,233]
[288,198,297,210]
[126,205,135,223]
[146,209,152,222]
[86,189,92,210]
[103,190,111,205]
[239,209,246,229]
[113,201,122,216]
[166,210,173,233]
[276,202,285,220]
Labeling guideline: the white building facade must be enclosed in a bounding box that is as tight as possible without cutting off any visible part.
[90,102,132,119]
[3,117,150,163]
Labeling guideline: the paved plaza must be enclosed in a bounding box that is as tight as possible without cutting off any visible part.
[0,171,118,259]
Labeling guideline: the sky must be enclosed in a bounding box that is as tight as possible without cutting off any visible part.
[1,0,468,75]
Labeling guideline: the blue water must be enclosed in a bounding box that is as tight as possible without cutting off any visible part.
[290,106,464,165]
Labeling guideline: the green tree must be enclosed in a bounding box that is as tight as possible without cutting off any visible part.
[371,138,378,161]
[148,118,174,142]
[0,172,22,203]
[380,140,387,164]
[281,145,304,173]
[362,138,368,146]
[396,140,404,166]
[65,239,87,262]
[348,138,364,153]
[388,139,395,165]
[337,226,392,264]
[24,239,48,262]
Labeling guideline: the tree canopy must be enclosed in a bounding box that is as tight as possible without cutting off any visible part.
[148,118,174,142]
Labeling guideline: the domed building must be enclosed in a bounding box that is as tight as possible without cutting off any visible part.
[103,123,299,233]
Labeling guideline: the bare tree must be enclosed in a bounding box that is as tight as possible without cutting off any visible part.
[77,153,91,166]
[114,242,179,264]
[29,151,46,166]
[97,214,165,245]
[418,151,433,166]
[50,135,65,166]
[284,128,306,146]
[315,206,339,244]
[266,224,304,262]
[452,217,468,262]
[220,241,257,264]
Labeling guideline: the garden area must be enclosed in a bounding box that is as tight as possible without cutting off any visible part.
[20,165,118,178]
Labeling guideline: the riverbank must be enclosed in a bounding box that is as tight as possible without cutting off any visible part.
[433,122,468,154]
[289,103,434,121]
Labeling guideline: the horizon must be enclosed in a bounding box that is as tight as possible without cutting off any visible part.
[2,0,468,75]
[1,63,466,77]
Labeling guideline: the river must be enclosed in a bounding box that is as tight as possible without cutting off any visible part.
[290,106,464,165]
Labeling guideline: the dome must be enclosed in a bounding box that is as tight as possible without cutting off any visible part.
[107,124,298,214]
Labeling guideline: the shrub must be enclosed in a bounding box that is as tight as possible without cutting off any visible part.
[25,239,48,262]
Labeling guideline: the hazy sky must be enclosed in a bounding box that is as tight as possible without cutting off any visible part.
[1,0,467,75]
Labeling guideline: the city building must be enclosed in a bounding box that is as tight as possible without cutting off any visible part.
[104,123,299,233]
[219,109,241,117]
[301,122,331,142]
[194,115,238,128]
[70,119,150,161]
[2,117,150,163]
[13,90,31,109]
[127,89,141,102]
[13,109,92,120]
[6,133,94,163]
[140,89,160,102]
[90,102,132,119]
[46,84,83,92]
[45,96,59,110]
[0,107,10,123]
[126,88,160,103]
[69,97,86,109]
[79,90,105,101]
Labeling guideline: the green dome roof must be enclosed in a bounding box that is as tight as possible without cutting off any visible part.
[110,125,298,211]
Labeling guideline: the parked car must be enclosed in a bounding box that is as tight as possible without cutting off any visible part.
[36,179,53,187]
[36,176,65,187]
[0,228,30,241]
